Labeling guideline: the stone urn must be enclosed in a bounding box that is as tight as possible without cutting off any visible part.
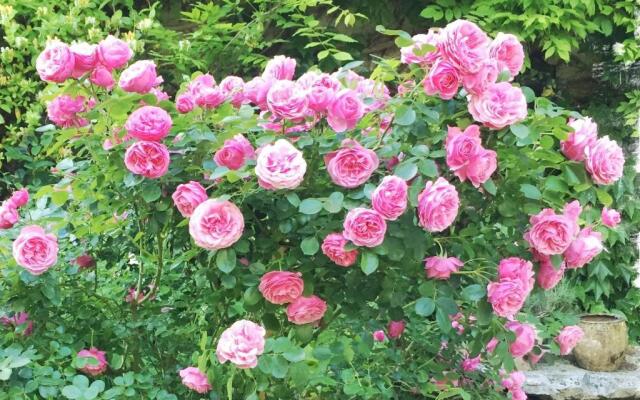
[573,314,628,372]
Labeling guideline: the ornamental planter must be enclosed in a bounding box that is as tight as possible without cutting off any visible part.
[573,314,628,371]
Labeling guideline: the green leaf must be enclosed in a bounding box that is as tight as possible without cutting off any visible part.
[360,252,379,275]
[332,34,357,43]
[299,198,323,215]
[324,192,344,213]
[301,237,320,256]
[419,6,443,20]
[483,179,497,195]
[415,297,436,316]
[461,284,486,301]
[419,159,438,177]
[317,50,329,60]
[216,249,236,273]
[436,308,452,333]
[332,51,353,61]
[394,162,418,180]
[282,347,305,363]
[141,184,162,203]
[61,386,82,399]
[510,124,530,139]
[285,193,300,207]
[596,189,613,207]
[395,105,416,126]
[109,354,124,370]
[51,190,69,207]
[551,254,564,270]
[520,184,541,200]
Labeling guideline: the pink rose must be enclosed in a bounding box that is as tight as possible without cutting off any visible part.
[189,199,244,250]
[125,106,172,142]
[258,271,304,305]
[467,82,527,130]
[306,85,335,114]
[179,367,211,394]
[149,87,169,103]
[195,86,225,109]
[219,76,245,107]
[536,255,565,290]
[584,136,625,185]
[466,149,497,187]
[214,134,255,170]
[97,35,133,70]
[417,178,460,232]
[561,117,598,161]
[325,139,379,188]
[342,208,387,248]
[439,20,490,75]
[387,320,405,339]
[47,95,89,128]
[0,312,33,336]
[326,89,364,132]
[36,40,74,83]
[216,320,266,368]
[70,42,97,77]
[263,55,296,80]
[501,371,526,400]
[74,254,96,269]
[486,337,499,353]
[8,189,29,209]
[400,30,441,66]
[266,80,308,120]
[372,330,387,342]
[321,232,359,267]
[0,203,19,229]
[563,227,603,269]
[244,76,272,110]
[524,201,581,255]
[461,355,481,372]
[506,321,536,357]
[423,59,460,100]
[119,60,160,94]
[172,181,208,218]
[124,141,170,179]
[286,295,327,325]
[461,59,499,96]
[77,348,108,376]
[445,124,482,174]
[90,65,115,89]
[601,207,621,228]
[489,33,525,78]
[371,176,408,220]
[175,93,195,113]
[188,73,216,94]
[13,225,58,275]
[555,325,584,355]
[487,279,527,318]
[424,256,463,280]
[255,139,307,190]
[498,257,534,295]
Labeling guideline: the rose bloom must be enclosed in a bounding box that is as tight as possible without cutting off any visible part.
[498,257,534,295]
[342,208,387,248]
[74,254,96,269]
[417,178,460,232]
[502,371,526,400]
[189,199,244,250]
[563,227,603,269]
[560,117,598,161]
[195,86,225,109]
[187,73,216,95]
[179,367,211,394]
[400,30,441,66]
[258,271,304,305]
[286,295,327,325]
[125,105,173,142]
[489,33,525,78]
[0,312,33,336]
[175,93,195,114]
[262,55,296,80]
[555,325,584,355]
[372,330,386,342]
[536,255,565,290]
[70,42,97,77]
[90,65,115,89]
[36,40,74,83]
[217,320,266,368]
[439,19,490,75]
[244,76,273,110]
[423,59,460,100]
[424,256,464,280]
[467,82,527,130]
[371,176,408,220]
[13,225,58,275]
[524,200,581,255]
[445,124,497,186]
[77,348,108,376]
[306,85,335,114]
[266,80,308,120]
[8,189,29,209]
[0,202,19,229]
[219,76,245,107]
[47,95,89,128]
[326,89,365,132]
[172,181,208,218]
[461,355,481,372]
[601,207,621,228]
[465,149,497,187]
[506,321,537,358]
[486,337,499,353]
[584,136,625,185]
[97,35,133,70]
[124,141,170,179]
[461,59,499,96]
[321,232,358,267]
[119,60,160,94]
[325,139,379,188]
[387,320,406,339]
[255,139,307,190]
[486,279,527,318]
[149,87,169,103]
[214,134,255,170]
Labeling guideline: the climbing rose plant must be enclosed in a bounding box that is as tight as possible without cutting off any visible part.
[0,19,627,399]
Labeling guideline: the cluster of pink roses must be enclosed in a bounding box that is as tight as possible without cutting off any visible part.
[258,271,327,325]
[123,105,173,179]
[0,311,33,336]
[487,257,534,318]
[0,189,28,229]
[373,320,406,342]
[445,124,497,187]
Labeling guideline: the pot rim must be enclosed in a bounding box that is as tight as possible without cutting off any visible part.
[579,313,626,324]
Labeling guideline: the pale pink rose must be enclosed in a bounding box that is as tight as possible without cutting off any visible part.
[489,33,525,78]
[461,59,499,95]
[556,325,584,355]
[97,35,133,70]
[601,207,621,228]
[306,85,335,114]
[266,80,308,120]
[214,134,255,170]
[501,372,526,400]
[195,86,225,109]
[524,201,581,255]
[467,82,527,130]
[244,76,273,110]
[8,189,29,209]
[219,76,245,107]
[189,199,244,250]
[466,149,497,187]
[258,271,304,305]
[536,254,565,290]
[584,136,625,185]
[47,95,89,128]
[0,203,18,229]
[461,355,481,372]
[0,312,33,336]
[286,295,327,325]
[342,208,387,248]
[563,227,603,269]
[90,65,115,89]
[487,279,527,318]
[417,178,460,232]
[321,232,358,267]
[325,139,379,188]
[74,254,95,269]
[373,330,386,342]
[179,367,211,394]
[356,79,390,113]
[175,93,195,113]
[296,71,321,89]
[561,117,598,161]
[172,181,207,218]
[216,320,266,368]
[77,348,108,376]
[70,42,97,77]
[36,40,74,83]
[498,257,534,295]
[326,89,364,132]
[424,256,463,280]
[124,106,172,142]
[124,141,170,179]
[371,176,408,220]
[439,20,490,75]
[334,70,365,89]
[486,337,499,353]
[149,87,169,102]
[119,60,160,94]
[387,320,405,339]
[255,139,307,190]
[423,59,460,100]
[13,225,58,275]
[506,321,536,358]
[400,30,441,66]
[188,73,216,94]
[263,55,296,80]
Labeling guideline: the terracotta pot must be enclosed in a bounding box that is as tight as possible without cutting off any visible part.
[573,314,628,371]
